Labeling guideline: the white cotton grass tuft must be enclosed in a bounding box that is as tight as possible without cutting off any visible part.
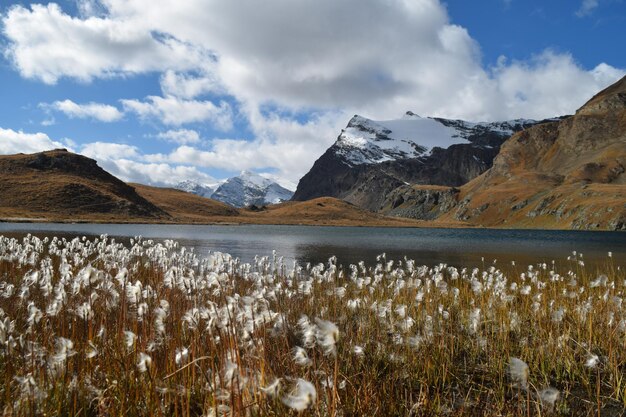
[293,346,312,367]
[507,357,529,390]
[468,308,481,334]
[124,330,137,349]
[538,387,560,410]
[298,315,316,348]
[85,341,98,359]
[51,337,77,365]
[590,274,608,288]
[315,317,339,356]
[259,378,282,397]
[281,378,317,411]
[551,307,566,323]
[353,345,365,357]
[137,352,152,373]
[585,353,600,369]
[175,347,189,367]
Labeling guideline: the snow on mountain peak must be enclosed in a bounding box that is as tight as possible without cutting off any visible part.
[174,180,216,198]
[239,170,273,188]
[334,113,537,166]
[176,172,294,207]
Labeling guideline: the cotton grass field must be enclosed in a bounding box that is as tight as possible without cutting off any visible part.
[0,234,624,416]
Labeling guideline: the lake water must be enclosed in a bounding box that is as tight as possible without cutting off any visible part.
[0,223,623,269]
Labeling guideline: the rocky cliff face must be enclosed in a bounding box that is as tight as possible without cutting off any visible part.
[436,76,626,230]
[292,113,541,211]
[380,185,459,220]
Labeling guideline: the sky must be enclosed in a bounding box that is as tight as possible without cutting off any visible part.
[0,0,624,189]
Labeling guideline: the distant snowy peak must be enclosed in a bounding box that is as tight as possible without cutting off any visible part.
[212,171,294,207]
[175,180,216,198]
[238,170,274,188]
[176,174,293,207]
[334,113,538,166]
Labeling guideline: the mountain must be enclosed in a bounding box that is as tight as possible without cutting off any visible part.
[175,180,217,198]
[0,149,169,221]
[429,75,626,230]
[175,172,294,208]
[210,171,294,207]
[292,112,544,211]
[381,76,626,230]
[0,149,424,227]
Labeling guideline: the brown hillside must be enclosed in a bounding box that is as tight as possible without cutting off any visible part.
[237,197,445,227]
[0,149,168,222]
[437,76,626,230]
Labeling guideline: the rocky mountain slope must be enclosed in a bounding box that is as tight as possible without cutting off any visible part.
[292,112,542,211]
[176,171,293,207]
[0,149,169,221]
[384,76,626,230]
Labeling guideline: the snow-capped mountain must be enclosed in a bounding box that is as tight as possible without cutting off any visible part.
[176,172,294,208]
[175,180,217,198]
[292,112,546,211]
[212,171,293,207]
[334,112,537,166]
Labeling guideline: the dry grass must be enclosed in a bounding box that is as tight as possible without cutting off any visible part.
[237,197,448,227]
[0,235,624,416]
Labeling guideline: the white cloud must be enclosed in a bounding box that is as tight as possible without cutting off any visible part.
[576,0,599,17]
[0,127,66,154]
[121,96,232,129]
[41,117,56,126]
[96,158,216,186]
[44,99,123,122]
[4,0,622,122]
[80,141,216,185]
[488,52,624,119]
[156,129,201,144]
[160,70,223,99]
[1,3,212,84]
[80,142,140,160]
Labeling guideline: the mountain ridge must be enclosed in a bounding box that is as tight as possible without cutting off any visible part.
[292,113,545,211]
[176,171,294,207]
